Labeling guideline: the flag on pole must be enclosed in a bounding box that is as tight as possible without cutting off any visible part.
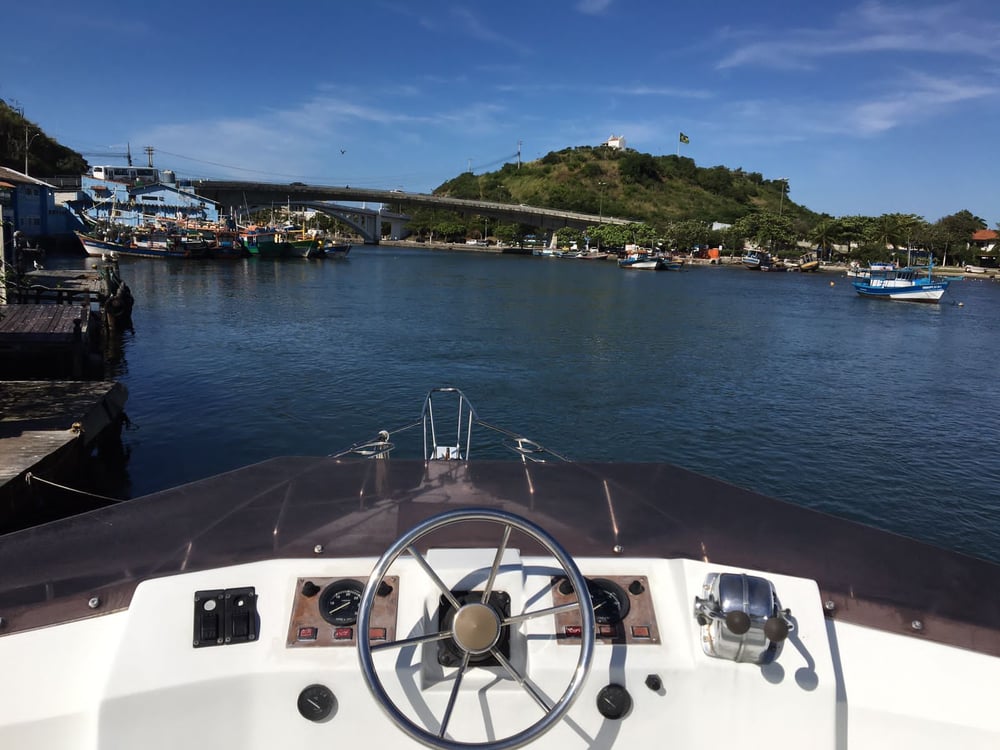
[679,132,690,144]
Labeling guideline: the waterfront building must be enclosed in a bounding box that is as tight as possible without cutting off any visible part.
[0,165,61,241]
[63,174,221,229]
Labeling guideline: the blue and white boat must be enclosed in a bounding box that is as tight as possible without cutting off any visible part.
[618,249,666,270]
[853,259,949,302]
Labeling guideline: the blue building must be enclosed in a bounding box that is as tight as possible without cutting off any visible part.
[0,165,62,242]
[66,173,221,229]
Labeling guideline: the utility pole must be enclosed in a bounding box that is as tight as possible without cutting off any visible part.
[24,129,40,176]
[144,146,155,168]
[517,140,522,169]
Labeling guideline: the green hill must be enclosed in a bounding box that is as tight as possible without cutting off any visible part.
[0,100,88,176]
[433,145,816,231]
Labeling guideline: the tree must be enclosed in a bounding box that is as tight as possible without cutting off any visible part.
[617,152,661,187]
[732,211,795,251]
[864,213,924,251]
[665,219,711,251]
[807,217,842,259]
[934,210,986,265]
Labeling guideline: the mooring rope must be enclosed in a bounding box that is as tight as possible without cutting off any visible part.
[24,472,126,503]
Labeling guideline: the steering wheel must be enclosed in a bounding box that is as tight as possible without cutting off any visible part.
[357,508,595,750]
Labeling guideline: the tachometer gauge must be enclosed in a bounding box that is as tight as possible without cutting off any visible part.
[318,579,364,626]
[587,578,631,626]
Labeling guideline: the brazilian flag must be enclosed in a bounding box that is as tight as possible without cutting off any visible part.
[679,132,690,144]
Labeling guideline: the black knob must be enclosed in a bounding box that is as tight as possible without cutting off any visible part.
[764,616,790,642]
[377,581,394,598]
[558,578,575,596]
[301,581,320,597]
[725,610,751,635]
[628,579,645,596]
[644,674,662,692]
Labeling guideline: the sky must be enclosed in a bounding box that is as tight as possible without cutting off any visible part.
[3,0,999,225]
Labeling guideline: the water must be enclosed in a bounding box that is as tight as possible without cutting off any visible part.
[53,248,1000,563]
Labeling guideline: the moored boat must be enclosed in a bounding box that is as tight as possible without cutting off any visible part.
[321,242,352,259]
[209,229,249,259]
[618,249,666,270]
[240,226,290,258]
[741,250,769,270]
[279,229,325,258]
[853,259,949,302]
[798,251,821,272]
[76,228,206,260]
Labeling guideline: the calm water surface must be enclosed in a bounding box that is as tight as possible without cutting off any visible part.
[60,248,1000,563]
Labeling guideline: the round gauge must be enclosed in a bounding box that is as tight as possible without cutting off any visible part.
[587,578,631,626]
[596,683,632,720]
[297,683,337,723]
[318,579,364,626]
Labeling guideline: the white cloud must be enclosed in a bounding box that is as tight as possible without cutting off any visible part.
[717,1,1000,70]
[576,0,614,14]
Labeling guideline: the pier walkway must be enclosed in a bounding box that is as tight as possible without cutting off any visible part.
[0,380,128,531]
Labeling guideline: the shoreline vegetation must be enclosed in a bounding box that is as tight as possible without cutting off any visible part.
[3,101,994,270]
[377,239,984,278]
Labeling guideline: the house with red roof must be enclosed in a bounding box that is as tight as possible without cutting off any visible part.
[972,229,998,247]
[970,229,998,268]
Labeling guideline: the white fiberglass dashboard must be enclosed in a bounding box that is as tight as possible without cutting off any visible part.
[2,458,1000,748]
[2,548,997,749]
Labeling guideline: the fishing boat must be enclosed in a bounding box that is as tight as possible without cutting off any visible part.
[741,250,769,270]
[322,241,352,260]
[618,250,666,270]
[208,229,250,259]
[1,386,998,748]
[75,229,206,260]
[798,251,821,272]
[240,226,290,258]
[279,228,325,259]
[853,259,950,302]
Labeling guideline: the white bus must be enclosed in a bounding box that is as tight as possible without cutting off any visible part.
[90,165,160,184]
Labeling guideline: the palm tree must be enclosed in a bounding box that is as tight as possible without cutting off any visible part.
[807,218,841,259]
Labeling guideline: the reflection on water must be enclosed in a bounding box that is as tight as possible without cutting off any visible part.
[54,249,1000,563]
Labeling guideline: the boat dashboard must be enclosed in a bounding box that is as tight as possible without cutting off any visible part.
[2,458,1000,748]
[3,526,997,748]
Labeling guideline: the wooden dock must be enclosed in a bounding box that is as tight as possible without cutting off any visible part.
[6,268,107,305]
[0,380,128,532]
[0,303,100,378]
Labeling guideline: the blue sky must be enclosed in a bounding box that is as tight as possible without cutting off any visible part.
[4,0,999,225]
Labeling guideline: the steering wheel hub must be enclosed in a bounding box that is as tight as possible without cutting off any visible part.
[452,603,502,654]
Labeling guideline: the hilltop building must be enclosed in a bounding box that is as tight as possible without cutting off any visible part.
[604,134,626,150]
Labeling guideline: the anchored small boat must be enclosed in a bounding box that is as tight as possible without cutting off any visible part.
[853,258,950,302]
[618,250,666,270]
[1,387,998,748]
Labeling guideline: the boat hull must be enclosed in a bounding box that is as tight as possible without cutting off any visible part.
[853,281,949,302]
[76,231,197,259]
[322,243,352,259]
[618,258,666,270]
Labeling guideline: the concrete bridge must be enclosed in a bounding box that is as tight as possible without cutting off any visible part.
[192,181,634,244]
